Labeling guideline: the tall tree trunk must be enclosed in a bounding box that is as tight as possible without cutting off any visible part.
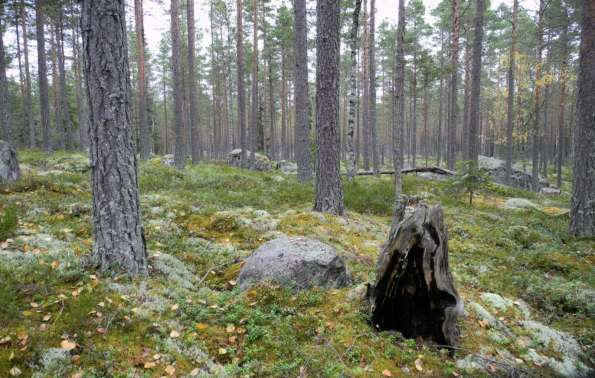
[369,0,379,175]
[0,17,13,143]
[462,29,471,160]
[280,50,287,160]
[423,76,429,167]
[314,0,344,215]
[570,0,595,236]
[557,19,568,189]
[446,0,460,170]
[15,9,26,141]
[437,31,445,167]
[505,0,518,184]
[467,0,484,163]
[237,0,247,167]
[56,10,72,149]
[250,0,258,161]
[134,0,151,160]
[294,0,312,180]
[21,0,35,148]
[171,0,185,169]
[361,1,370,171]
[393,0,405,201]
[411,56,417,167]
[531,0,545,191]
[36,0,51,153]
[50,23,64,150]
[72,1,89,151]
[81,0,148,275]
[187,0,200,162]
[346,0,362,180]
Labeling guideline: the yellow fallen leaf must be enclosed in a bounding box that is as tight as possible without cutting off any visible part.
[43,314,52,322]
[169,330,180,338]
[382,369,392,377]
[196,323,208,331]
[144,361,156,369]
[30,302,39,308]
[61,340,77,351]
[226,324,236,333]
[415,358,423,372]
[218,348,227,355]
[51,261,60,269]
[190,368,200,376]
[171,304,179,311]
[9,366,22,376]
[165,365,176,375]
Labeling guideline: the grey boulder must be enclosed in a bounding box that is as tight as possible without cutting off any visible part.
[228,149,273,171]
[0,140,20,184]
[238,236,350,290]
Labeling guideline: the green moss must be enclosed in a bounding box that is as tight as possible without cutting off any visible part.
[0,206,17,241]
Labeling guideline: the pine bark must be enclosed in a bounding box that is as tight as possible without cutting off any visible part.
[467,0,484,162]
[446,0,460,170]
[346,0,362,180]
[187,0,200,163]
[505,0,518,184]
[36,0,51,153]
[361,2,370,171]
[570,0,595,237]
[134,0,151,160]
[81,0,148,275]
[314,0,344,216]
[56,9,71,149]
[171,0,185,169]
[294,0,312,181]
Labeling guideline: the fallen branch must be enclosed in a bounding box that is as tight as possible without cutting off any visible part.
[353,166,456,176]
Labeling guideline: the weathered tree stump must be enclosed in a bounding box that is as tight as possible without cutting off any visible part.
[368,204,463,347]
[0,140,20,184]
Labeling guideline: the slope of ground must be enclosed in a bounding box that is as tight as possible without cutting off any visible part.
[0,150,592,377]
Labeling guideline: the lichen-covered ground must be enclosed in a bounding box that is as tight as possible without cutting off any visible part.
[0,150,593,377]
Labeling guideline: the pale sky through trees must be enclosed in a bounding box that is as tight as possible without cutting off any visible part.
[3,0,538,80]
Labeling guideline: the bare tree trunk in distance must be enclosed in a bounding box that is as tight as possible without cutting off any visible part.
[531,0,545,191]
[393,0,406,219]
[36,0,51,153]
[134,0,151,160]
[314,0,344,216]
[505,0,518,184]
[250,0,258,162]
[237,0,247,167]
[171,0,185,169]
[369,0,379,175]
[21,0,35,148]
[187,0,201,163]
[570,0,595,237]
[294,0,312,181]
[81,0,148,275]
[346,0,362,180]
[467,0,484,162]
[556,21,568,189]
[0,17,13,143]
[446,0,460,170]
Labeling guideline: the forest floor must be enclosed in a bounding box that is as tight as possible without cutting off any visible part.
[0,150,593,377]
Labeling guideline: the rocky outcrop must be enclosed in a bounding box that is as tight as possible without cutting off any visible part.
[227,149,273,171]
[238,236,350,290]
[478,155,548,191]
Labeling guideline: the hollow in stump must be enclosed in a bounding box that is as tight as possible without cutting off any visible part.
[368,204,463,347]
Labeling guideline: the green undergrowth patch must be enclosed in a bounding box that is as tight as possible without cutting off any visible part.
[1,150,592,377]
